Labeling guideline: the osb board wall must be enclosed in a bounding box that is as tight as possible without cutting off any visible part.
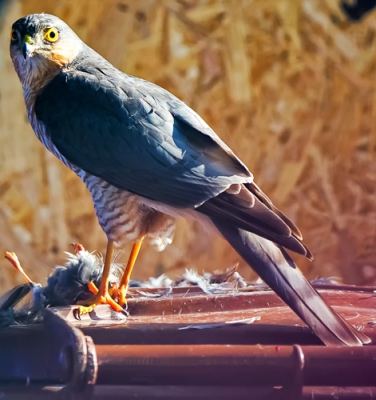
[0,0,376,291]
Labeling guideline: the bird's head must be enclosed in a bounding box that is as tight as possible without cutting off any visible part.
[10,14,83,89]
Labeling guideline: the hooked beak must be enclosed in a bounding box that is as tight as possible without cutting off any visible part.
[22,34,36,60]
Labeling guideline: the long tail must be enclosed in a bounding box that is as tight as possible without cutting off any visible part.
[210,216,371,346]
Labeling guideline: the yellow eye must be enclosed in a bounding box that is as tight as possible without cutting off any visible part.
[44,27,59,42]
[10,29,18,42]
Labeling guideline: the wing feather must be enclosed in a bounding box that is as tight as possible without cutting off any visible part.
[34,63,251,209]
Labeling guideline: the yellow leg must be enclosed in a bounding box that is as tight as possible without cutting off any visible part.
[76,240,123,315]
[118,236,144,307]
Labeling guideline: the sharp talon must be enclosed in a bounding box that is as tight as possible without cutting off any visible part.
[121,308,129,317]
[73,308,81,320]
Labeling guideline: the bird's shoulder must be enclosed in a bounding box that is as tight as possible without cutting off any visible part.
[33,54,252,208]
[36,57,251,179]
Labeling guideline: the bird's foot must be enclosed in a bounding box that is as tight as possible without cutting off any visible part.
[74,281,125,319]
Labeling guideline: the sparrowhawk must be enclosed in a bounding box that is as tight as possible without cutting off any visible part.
[10,13,370,346]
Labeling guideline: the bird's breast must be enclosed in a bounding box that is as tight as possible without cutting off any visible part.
[27,105,140,239]
[80,172,143,244]
[28,104,73,168]
[27,103,175,249]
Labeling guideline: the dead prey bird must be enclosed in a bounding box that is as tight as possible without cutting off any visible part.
[0,246,126,326]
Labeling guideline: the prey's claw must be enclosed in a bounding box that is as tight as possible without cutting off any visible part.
[5,251,33,284]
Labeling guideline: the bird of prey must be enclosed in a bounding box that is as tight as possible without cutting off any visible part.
[10,13,370,346]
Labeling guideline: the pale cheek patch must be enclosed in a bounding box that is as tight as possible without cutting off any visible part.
[48,40,81,67]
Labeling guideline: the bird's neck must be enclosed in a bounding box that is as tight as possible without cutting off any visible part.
[11,54,60,110]
[22,72,59,115]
